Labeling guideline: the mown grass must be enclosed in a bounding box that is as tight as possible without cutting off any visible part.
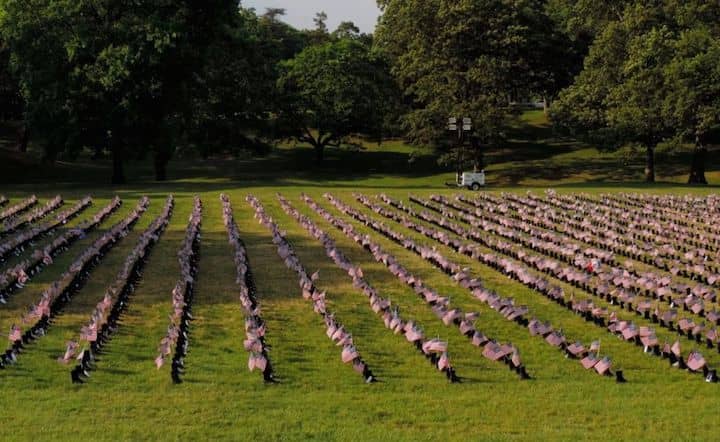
[1,113,719,441]
[0,186,718,441]
[2,111,718,190]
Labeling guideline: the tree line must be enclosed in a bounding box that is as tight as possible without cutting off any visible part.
[0,2,395,183]
[0,1,718,184]
[377,0,719,184]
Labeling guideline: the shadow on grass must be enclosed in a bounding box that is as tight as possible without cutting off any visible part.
[489,145,720,187]
[1,145,445,188]
[3,116,720,190]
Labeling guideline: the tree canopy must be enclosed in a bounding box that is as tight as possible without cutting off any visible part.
[375,0,579,169]
[551,0,720,183]
[0,0,717,184]
[276,38,398,162]
[0,0,264,182]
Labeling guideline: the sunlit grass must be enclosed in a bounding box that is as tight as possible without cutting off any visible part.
[0,184,718,441]
[0,111,718,440]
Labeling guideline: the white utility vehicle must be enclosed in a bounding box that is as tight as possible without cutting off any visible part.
[453,171,485,190]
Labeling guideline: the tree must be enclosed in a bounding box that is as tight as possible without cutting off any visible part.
[305,11,331,46]
[0,34,25,151]
[547,0,633,38]
[258,7,307,60]
[0,1,73,164]
[333,21,360,40]
[660,1,720,184]
[263,7,286,21]
[523,2,587,115]
[332,21,374,47]
[313,11,328,33]
[376,0,571,169]
[0,0,256,183]
[663,31,720,184]
[552,1,720,183]
[552,19,669,182]
[0,38,19,119]
[185,8,277,160]
[277,39,398,162]
[608,26,677,182]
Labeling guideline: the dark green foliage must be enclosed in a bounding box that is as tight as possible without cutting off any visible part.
[277,39,400,162]
[376,0,579,172]
[0,0,269,183]
[0,37,20,121]
[551,0,720,183]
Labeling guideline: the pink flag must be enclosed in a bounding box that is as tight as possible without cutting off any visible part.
[58,341,78,364]
[336,333,353,347]
[405,327,423,343]
[325,322,337,339]
[341,345,359,363]
[671,340,681,357]
[640,334,658,347]
[422,338,448,354]
[567,342,585,356]
[545,332,565,347]
[528,319,542,336]
[302,288,312,300]
[442,309,462,326]
[331,326,346,342]
[621,327,638,341]
[687,351,706,372]
[581,355,598,369]
[243,338,263,353]
[254,354,268,371]
[472,331,488,347]
[594,357,611,375]
[459,320,475,336]
[17,269,29,284]
[438,352,450,370]
[465,312,480,321]
[80,324,98,342]
[8,324,21,342]
[482,343,504,361]
[352,359,366,374]
[511,351,521,367]
[609,311,618,323]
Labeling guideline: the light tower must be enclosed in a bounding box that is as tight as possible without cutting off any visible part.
[448,116,472,184]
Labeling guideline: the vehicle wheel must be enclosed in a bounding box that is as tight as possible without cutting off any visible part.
[470,182,481,191]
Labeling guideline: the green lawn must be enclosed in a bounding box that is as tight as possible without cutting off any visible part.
[0,116,719,441]
[3,111,718,190]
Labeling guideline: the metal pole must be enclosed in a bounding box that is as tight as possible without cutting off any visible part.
[457,116,462,182]
[449,116,471,185]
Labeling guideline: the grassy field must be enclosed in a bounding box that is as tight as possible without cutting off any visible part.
[1,114,719,441]
[3,110,719,190]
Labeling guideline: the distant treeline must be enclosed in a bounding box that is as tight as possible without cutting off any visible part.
[0,1,717,183]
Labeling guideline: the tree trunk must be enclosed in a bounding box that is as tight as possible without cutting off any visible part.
[154,150,169,181]
[42,146,57,165]
[42,133,65,165]
[644,146,655,183]
[91,145,103,160]
[471,137,485,171]
[201,144,209,160]
[688,134,708,185]
[111,141,126,185]
[543,96,550,116]
[314,144,325,163]
[16,125,28,153]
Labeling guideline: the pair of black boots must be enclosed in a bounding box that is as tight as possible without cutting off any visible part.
[71,350,94,384]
